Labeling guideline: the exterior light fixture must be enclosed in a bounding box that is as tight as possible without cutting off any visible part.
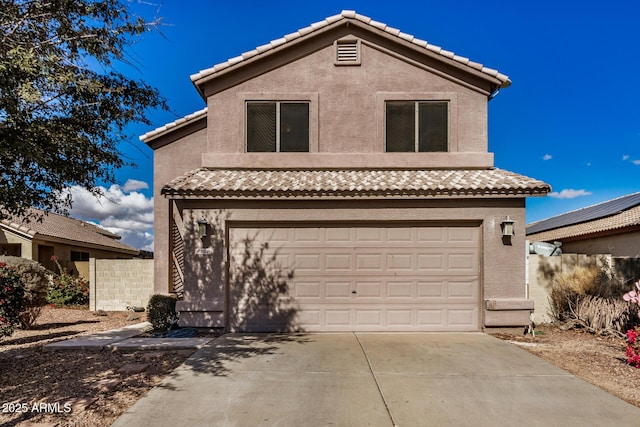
[197,217,208,238]
[501,215,515,237]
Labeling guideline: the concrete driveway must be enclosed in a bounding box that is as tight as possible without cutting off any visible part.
[113,333,640,426]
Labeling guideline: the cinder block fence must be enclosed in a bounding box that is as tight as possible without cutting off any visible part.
[89,258,154,311]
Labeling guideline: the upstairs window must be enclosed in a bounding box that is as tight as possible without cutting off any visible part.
[246,102,310,152]
[385,101,448,152]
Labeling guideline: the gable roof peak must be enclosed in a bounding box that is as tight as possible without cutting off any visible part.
[190,10,511,92]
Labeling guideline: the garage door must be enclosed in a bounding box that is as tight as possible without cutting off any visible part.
[229,225,479,332]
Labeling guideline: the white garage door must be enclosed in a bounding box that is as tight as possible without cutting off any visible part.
[229,225,480,332]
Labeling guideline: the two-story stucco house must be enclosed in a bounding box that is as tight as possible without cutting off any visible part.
[142,11,550,332]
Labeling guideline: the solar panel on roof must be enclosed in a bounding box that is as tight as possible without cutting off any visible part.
[526,192,640,235]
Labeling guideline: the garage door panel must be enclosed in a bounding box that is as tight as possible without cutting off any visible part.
[448,253,477,271]
[325,310,351,326]
[447,280,478,299]
[325,281,351,298]
[229,225,479,332]
[325,254,351,270]
[294,228,322,242]
[387,253,413,270]
[417,254,445,271]
[355,228,384,243]
[294,254,322,271]
[417,227,445,243]
[387,281,413,298]
[417,281,445,298]
[295,281,322,298]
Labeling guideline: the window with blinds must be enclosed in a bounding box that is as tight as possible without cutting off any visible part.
[385,101,448,152]
[246,102,310,152]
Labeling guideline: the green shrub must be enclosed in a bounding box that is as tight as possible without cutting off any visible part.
[46,257,89,307]
[0,262,25,337]
[0,256,49,328]
[147,294,178,331]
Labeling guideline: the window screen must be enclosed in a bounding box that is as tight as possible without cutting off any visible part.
[385,101,448,152]
[246,102,309,152]
[247,103,276,152]
[280,103,309,152]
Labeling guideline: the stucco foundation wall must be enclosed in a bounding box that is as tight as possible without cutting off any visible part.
[89,258,154,311]
[174,198,530,329]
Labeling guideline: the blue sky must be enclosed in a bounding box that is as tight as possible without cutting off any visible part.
[80,0,640,249]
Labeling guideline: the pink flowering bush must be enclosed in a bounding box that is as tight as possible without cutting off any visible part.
[625,327,640,368]
[46,256,89,307]
[623,280,640,367]
[0,261,25,337]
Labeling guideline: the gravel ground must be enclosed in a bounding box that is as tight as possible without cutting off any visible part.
[0,307,195,427]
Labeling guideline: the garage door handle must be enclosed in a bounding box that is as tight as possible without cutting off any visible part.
[351,290,357,294]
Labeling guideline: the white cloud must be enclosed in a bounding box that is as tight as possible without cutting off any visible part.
[65,182,154,251]
[548,189,592,199]
[122,179,149,192]
[543,154,552,161]
[633,160,640,166]
[623,155,630,161]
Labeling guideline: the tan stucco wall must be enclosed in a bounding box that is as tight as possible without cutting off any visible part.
[0,229,32,258]
[152,125,208,294]
[560,231,640,257]
[203,31,492,169]
[31,238,135,273]
[174,198,527,329]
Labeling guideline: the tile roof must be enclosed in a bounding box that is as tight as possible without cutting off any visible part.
[0,208,139,254]
[139,107,207,142]
[190,10,511,89]
[161,168,550,199]
[526,193,640,241]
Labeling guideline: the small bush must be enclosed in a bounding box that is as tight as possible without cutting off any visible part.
[0,262,25,338]
[46,257,89,307]
[147,294,178,331]
[549,263,634,335]
[0,256,49,328]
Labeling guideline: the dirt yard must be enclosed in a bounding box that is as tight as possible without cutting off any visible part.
[489,324,640,408]
[0,307,194,427]
[1,308,640,426]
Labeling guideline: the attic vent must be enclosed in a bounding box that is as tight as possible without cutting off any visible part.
[335,40,361,66]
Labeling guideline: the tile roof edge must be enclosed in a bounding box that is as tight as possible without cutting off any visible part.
[0,220,36,238]
[190,10,510,88]
[526,191,640,234]
[140,107,208,143]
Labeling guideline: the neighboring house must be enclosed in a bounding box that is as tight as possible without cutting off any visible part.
[0,208,139,275]
[142,11,550,332]
[527,192,640,257]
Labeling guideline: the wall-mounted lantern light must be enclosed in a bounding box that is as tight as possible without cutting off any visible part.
[501,215,515,237]
[197,217,208,238]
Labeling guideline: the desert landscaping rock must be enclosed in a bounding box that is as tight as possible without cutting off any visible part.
[117,363,150,375]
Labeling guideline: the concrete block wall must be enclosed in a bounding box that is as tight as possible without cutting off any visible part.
[527,254,611,324]
[89,258,154,311]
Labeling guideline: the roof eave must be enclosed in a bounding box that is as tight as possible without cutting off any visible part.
[190,12,511,97]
